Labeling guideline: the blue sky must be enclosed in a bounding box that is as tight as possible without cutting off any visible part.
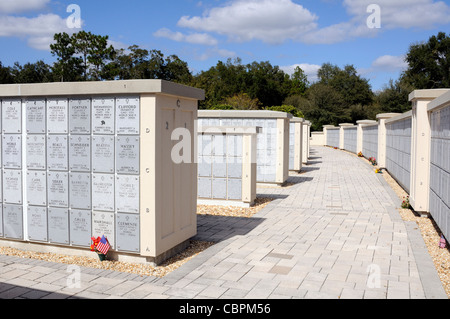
[1,0,450,91]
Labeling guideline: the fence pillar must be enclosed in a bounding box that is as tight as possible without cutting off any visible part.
[356,120,377,155]
[302,121,311,164]
[409,90,449,213]
[376,113,400,169]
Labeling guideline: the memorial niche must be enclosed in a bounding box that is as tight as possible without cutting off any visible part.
[3,135,22,169]
[92,98,115,134]
[69,98,91,134]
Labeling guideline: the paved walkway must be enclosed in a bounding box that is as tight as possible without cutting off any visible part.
[0,146,447,299]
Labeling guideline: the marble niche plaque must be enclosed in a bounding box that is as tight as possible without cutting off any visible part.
[47,98,68,134]
[3,204,23,239]
[116,175,139,214]
[47,135,68,171]
[92,97,115,134]
[70,209,92,247]
[47,172,69,207]
[27,206,48,242]
[92,212,115,250]
[116,136,140,174]
[116,97,140,135]
[69,136,91,172]
[48,208,69,244]
[92,136,114,173]
[69,172,91,210]
[69,98,91,134]
[26,135,46,170]
[26,99,46,134]
[26,171,47,206]
[2,135,22,169]
[2,99,22,134]
[3,170,22,204]
[116,213,140,253]
[92,174,115,212]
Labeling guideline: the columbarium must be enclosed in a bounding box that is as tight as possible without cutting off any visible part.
[0,79,204,265]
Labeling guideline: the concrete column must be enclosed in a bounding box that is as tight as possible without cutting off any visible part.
[408,89,449,213]
[376,113,400,169]
[356,120,377,155]
[302,121,311,163]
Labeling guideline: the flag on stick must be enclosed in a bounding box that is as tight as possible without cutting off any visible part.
[97,235,111,255]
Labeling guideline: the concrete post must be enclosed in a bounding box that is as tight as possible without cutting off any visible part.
[408,89,449,213]
[376,113,401,169]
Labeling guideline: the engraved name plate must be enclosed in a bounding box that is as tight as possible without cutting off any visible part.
[48,208,69,244]
[92,136,114,173]
[26,99,46,133]
[47,98,68,134]
[27,206,48,242]
[69,172,91,210]
[47,135,68,171]
[92,212,115,249]
[47,172,69,207]
[3,204,23,239]
[69,136,91,172]
[26,135,46,170]
[92,98,115,134]
[92,174,114,212]
[70,209,91,247]
[69,98,91,134]
[2,135,22,169]
[116,175,139,214]
[27,171,47,206]
[2,99,22,133]
[116,136,139,174]
[3,170,22,204]
[116,213,140,253]
[116,97,140,135]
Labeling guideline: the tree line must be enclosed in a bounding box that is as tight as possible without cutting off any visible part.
[0,31,448,131]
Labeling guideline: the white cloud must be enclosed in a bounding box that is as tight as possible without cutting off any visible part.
[343,0,450,29]
[280,63,321,83]
[177,0,318,44]
[154,28,218,46]
[0,0,50,14]
[169,0,450,46]
[0,13,75,51]
[372,55,408,72]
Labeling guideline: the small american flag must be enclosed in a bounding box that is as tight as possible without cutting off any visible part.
[97,235,111,255]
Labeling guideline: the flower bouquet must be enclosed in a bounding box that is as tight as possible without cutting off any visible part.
[375,168,382,174]
[91,235,111,261]
[401,196,411,209]
[368,157,377,166]
[358,152,363,157]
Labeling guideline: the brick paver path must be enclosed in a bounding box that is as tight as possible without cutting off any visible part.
[0,146,447,299]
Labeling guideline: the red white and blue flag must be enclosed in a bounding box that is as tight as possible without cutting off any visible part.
[97,235,111,255]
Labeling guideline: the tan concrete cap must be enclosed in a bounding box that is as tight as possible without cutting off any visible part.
[291,117,305,123]
[376,113,401,120]
[0,79,205,101]
[427,90,450,112]
[356,120,377,125]
[198,110,293,119]
[339,123,354,127]
[409,89,450,102]
[198,126,262,135]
